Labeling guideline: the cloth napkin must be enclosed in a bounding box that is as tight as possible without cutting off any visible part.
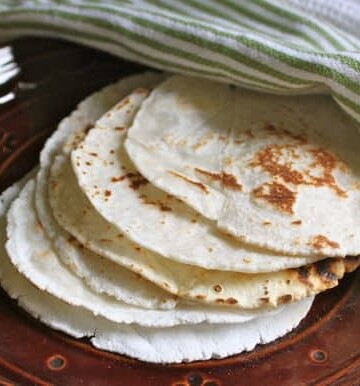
[0,0,359,123]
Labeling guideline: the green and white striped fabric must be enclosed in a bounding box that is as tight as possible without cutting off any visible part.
[0,0,359,123]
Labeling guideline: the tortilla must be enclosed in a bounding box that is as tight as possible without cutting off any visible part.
[7,180,277,326]
[71,88,318,273]
[125,75,360,257]
[0,180,313,363]
[35,72,178,309]
[50,155,359,309]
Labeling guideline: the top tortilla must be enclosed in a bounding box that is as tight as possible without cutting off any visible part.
[126,75,360,257]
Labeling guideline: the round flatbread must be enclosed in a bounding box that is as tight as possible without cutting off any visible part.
[71,87,318,273]
[35,72,178,309]
[7,181,275,326]
[0,180,313,363]
[51,155,358,309]
[125,75,360,257]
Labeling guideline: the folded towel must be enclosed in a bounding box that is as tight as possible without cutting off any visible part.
[0,0,359,123]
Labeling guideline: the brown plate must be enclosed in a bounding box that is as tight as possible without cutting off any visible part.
[0,38,359,386]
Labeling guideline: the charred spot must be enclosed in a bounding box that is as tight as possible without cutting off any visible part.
[314,259,339,282]
[104,190,112,197]
[216,298,225,304]
[260,297,269,304]
[250,142,347,197]
[194,168,242,191]
[278,294,292,304]
[99,238,111,243]
[85,161,92,166]
[169,171,209,194]
[111,175,126,183]
[263,221,271,226]
[116,97,130,110]
[117,233,123,238]
[89,152,98,157]
[196,295,206,300]
[159,203,172,212]
[226,297,238,305]
[309,235,340,250]
[115,126,125,131]
[252,181,296,215]
[222,172,242,191]
[291,220,302,225]
[134,246,142,252]
[128,173,148,190]
[109,149,115,154]
[213,285,222,293]
[296,265,310,284]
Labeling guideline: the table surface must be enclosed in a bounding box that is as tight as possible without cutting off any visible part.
[0,37,359,386]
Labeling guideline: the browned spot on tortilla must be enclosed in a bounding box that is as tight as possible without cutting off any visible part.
[163,282,170,289]
[191,219,197,223]
[213,285,222,293]
[89,152,98,157]
[278,294,292,304]
[99,238,111,243]
[252,182,296,214]
[110,149,115,154]
[196,295,206,300]
[116,97,130,110]
[115,126,125,131]
[260,297,269,304]
[194,168,242,191]
[208,247,213,252]
[169,171,209,194]
[85,161,92,166]
[111,175,126,183]
[286,279,291,284]
[159,203,172,212]
[250,140,347,197]
[292,220,302,225]
[215,298,225,304]
[222,172,242,191]
[263,221,271,226]
[226,298,238,305]
[104,190,112,197]
[309,235,340,250]
[134,246,142,252]
[129,173,148,190]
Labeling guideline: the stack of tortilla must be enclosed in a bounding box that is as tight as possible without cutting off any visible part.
[0,73,359,363]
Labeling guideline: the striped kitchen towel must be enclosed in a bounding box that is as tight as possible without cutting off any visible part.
[0,0,359,123]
